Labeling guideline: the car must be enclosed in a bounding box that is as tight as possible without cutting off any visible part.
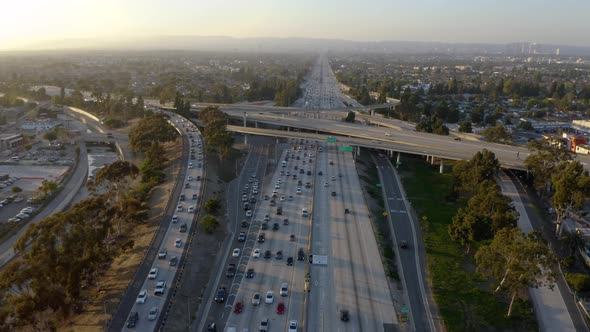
[280,196,286,202]
[226,264,236,277]
[276,250,284,260]
[188,176,193,181]
[324,182,329,187]
[169,256,178,266]
[273,223,279,231]
[233,300,243,314]
[214,287,227,303]
[286,256,294,266]
[177,204,183,212]
[251,248,261,258]
[246,268,255,278]
[296,188,302,194]
[299,169,304,174]
[250,197,256,204]
[184,182,190,188]
[172,214,179,223]
[180,223,187,233]
[261,223,268,230]
[288,195,294,201]
[241,220,249,228]
[179,194,185,201]
[252,188,258,194]
[232,248,241,257]
[265,291,274,304]
[258,233,266,242]
[454,137,462,141]
[20,207,33,214]
[188,206,195,213]
[288,320,298,332]
[244,203,250,211]
[154,280,167,295]
[340,309,350,322]
[280,283,289,296]
[136,290,148,304]
[175,238,182,248]
[148,268,158,279]
[192,193,198,200]
[127,311,139,328]
[283,218,289,225]
[238,231,246,242]
[252,292,261,305]
[206,322,217,331]
[345,208,350,214]
[331,191,337,197]
[276,207,282,215]
[276,302,285,314]
[148,306,158,321]
[260,318,269,332]
[400,240,409,249]
[290,234,296,241]
[264,250,272,259]
[297,248,305,261]
[307,171,311,175]
[264,214,271,221]
[246,210,253,217]
[331,176,336,181]
[158,248,167,259]
[242,195,248,202]
[270,199,276,206]
[264,195,269,200]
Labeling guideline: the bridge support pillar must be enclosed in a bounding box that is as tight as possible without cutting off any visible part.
[287,126,290,132]
[243,112,247,127]
[255,121,258,128]
[439,159,444,174]
[397,152,401,164]
[430,156,435,165]
[244,134,248,145]
[357,146,360,156]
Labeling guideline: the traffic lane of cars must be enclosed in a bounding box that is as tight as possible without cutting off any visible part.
[124,124,203,330]
[226,142,315,331]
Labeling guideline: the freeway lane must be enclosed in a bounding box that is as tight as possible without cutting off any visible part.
[375,155,435,332]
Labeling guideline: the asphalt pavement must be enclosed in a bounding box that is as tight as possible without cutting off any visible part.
[374,155,436,332]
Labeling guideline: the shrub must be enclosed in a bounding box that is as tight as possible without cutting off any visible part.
[11,186,22,193]
[103,117,126,129]
[200,215,219,234]
[565,273,590,292]
[204,198,221,214]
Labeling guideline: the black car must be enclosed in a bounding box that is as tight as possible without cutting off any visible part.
[180,223,187,233]
[331,191,337,196]
[345,208,350,214]
[127,311,139,328]
[318,171,323,175]
[264,194,269,200]
[276,207,282,215]
[258,233,266,242]
[286,257,294,266]
[207,322,217,332]
[245,268,254,278]
[400,240,409,249]
[264,250,272,259]
[299,169,304,174]
[169,256,178,267]
[261,223,268,230]
[241,220,249,228]
[283,218,289,225]
[276,250,283,259]
[250,197,256,204]
[307,171,311,175]
[340,310,350,322]
[273,223,279,231]
[214,287,227,303]
[297,248,305,261]
[226,264,236,278]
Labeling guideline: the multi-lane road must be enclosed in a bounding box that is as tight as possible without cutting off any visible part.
[110,114,202,331]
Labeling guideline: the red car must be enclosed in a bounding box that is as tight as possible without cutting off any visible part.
[233,301,243,314]
[276,301,285,314]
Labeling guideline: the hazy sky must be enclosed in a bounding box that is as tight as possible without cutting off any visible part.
[2,0,589,49]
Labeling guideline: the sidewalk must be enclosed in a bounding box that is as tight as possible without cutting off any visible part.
[498,171,576,332]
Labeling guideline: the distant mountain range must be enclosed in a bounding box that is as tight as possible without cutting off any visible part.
[10,36,590,56]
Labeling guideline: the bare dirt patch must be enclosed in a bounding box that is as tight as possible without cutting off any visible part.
[61,139,182,332]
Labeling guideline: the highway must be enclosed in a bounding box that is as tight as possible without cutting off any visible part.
[375,155,436,332]
[109,115,196,331]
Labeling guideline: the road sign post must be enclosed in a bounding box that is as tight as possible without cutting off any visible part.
[327,137,337,143]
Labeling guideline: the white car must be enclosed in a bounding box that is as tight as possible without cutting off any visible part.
[188,176,193,181]
[172,215,178,223]
[265,291,274,304]
[324,182,329,187]
[177,204,183,212]
[280,196,286,202]
[253,248,261,258]
[188,206,195,213]
[288,320,298,332]
[148,306,158,321]
[385,132,392,136]
[21,207,33,214]
[136,290,148,304]
[175,238,182,248]
[148,268,158,279]
[232,248,241,257]
[155,280,167,295]
[246,210,252,217]
[296,188,302,194]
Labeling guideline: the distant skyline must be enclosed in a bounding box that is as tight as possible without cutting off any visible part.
[2,0,590,50]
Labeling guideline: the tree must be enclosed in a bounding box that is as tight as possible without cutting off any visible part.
[11,186,22,193]
[43,131,58,142]
[551,161,590,232]
[200,215,219,234]
[453,149,500,194]
[344,111,355,123]
[516,120,533,131]
[561,230,586,257]
[458,121,473,133]
[39,180,58,195]
[204,198,221,214]
[565,273,590,292]
[482,125,512,144]
[475,228,556,317]
[524,138,572,195]
[129,114,178,152]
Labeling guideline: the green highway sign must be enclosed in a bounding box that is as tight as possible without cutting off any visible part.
[327,137,337,143]
[339,146,353,152]
[401,306,410,314]
[376,183,382,187]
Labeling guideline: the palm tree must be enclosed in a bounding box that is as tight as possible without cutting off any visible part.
[561,230,587,257]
